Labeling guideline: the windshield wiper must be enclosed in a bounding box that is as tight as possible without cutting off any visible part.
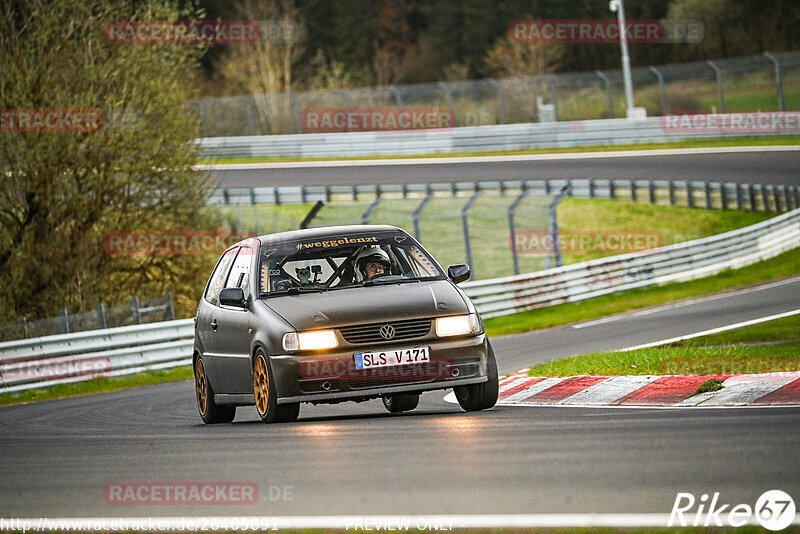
[362,278,422,286]
[260,286,327,298]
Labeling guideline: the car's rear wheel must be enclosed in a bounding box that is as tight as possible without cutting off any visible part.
[195,356,236,424]
[253,350,299,423]
[454,341,499,412]
[382,392,420,413]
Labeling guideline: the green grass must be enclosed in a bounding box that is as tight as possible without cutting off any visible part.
[198,135,800,164]
[525,312,800,377]
[556,198,771,263]
[484,246,800,337]
[0,366,193,407]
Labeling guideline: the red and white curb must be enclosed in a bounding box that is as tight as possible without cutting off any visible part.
[489,369,800,407]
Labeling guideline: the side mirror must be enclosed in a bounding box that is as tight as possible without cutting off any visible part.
[447,264,470,284]
[219,287,247,308]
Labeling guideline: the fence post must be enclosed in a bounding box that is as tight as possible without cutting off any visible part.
[96,303,107,329]
[489,79,506,124]
[668,180,675,206]
[721,183,729,210]
[761,184,770,211]
[595,70,615,118]
[131,297,141,325]
[649,180,656,204]
[461,190,482,278]
[686,181,694,208]
[649,66,668,114]
[736,183,743,210]
[164,292,174,321]
[299,200,324,229]
[18,316,29,338]
[773,186,782,212]
[763,52,786,112]
[545,75,559,121]
[412,192,434,241]
[508,191,528,275]
[630,179,637,202]
[749,184,757,211]
[706,60,726,113]
[610,179,616,199]
[705,182,712,209]
[245,96,258,135]
[589,178,595,198]
[290,92,303,133]
[437,82,455,124]
[361,196,382,224]
[388,85,403,107]
[60,308,70,334]
[783,186,791,211]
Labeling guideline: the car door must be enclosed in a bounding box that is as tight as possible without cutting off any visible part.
[212,244,255,394]
[196,247,239,389]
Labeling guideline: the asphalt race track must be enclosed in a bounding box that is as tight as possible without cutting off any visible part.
[1,277,799,519]
[208,147,800,188]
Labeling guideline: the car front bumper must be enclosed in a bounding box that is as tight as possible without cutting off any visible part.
[269,333,489,404]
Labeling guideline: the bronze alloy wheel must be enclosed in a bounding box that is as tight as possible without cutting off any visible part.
[254,354,270,415]
[195,358,208,416]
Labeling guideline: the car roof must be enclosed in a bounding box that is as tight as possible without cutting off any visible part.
[252,225,406,247]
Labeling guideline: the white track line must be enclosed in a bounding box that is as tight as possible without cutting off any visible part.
[572,276,800,330]
[617,308,800,352]
[556,375,661,405]
[500,377,570,403]
[678,372,800,407]
[196,145,800,170]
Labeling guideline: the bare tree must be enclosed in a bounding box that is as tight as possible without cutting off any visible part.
[217,0,305,134]
[484,36,563,78]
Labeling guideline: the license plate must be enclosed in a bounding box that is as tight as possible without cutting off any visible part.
[353,346,430,370]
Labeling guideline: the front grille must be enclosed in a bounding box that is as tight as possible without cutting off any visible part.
[347,362,439,389]
[339,318,432,345]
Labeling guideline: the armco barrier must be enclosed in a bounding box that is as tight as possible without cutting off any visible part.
[197,114,800,159]
[0,319,193,394]
[1,208,799,394]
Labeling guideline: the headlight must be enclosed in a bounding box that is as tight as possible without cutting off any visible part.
[282,330,338,351]
[435,314,480,337]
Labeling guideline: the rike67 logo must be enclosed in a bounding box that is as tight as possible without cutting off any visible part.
[669,490,796,530]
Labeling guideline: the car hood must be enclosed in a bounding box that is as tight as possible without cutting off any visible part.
[261,280,469,331]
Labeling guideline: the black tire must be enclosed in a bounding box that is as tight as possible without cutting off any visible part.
[454,341,499,412]
[253,349,299,423]
[195,356,236,424]
[382,392,420,413]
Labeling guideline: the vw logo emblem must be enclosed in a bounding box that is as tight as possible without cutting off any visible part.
[379,325,395,339]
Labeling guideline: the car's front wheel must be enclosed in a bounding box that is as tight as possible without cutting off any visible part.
[454,341,499,412]
[253,350,299,423]
[195,356,236,424]
[382,392,420,413]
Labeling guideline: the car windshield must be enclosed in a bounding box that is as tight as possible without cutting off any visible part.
[259,230,445,296]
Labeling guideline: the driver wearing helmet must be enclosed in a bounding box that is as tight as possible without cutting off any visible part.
[354,246,391,281]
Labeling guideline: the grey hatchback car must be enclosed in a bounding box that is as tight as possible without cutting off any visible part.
[193,225,498,424]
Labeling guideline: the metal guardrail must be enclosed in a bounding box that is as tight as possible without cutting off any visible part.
[198,113,800,159]
[207,179,800,213]
[0,319,193,394]
[462,206,800,318]
[1,207,798,394]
